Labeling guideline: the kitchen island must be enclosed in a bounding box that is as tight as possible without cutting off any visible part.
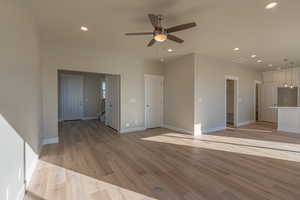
[272,107,300,133]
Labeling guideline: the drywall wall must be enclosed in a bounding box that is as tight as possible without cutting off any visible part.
[195,54,262,132]
[42,45,164,139]
[0,0,42,199]
[58,71,105,120]
[164,54,195,133]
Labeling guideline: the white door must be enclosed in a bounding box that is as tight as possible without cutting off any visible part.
[105,75,120,131]
[261,83,277,123]
[61,74,84,121]
[145,75,164,129]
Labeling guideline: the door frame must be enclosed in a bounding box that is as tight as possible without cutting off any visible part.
[144,74,164,129]
[225,76,239,127]
[253,80,262,122]
[60,73,84,121]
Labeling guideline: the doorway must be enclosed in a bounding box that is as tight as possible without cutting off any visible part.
[225,76,239,128]
[58,70,121,132]
[254,81,262,121]
[145,75,164,129]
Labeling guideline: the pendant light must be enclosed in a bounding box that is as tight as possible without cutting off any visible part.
[289,62,295,89]
[283,59,289,88]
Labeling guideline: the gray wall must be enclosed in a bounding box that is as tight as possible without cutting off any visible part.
[195,54,262,132]
[164,54,195,133]
[0,0,42,199]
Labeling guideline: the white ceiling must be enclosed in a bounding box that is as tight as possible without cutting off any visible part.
[28,0,300,70]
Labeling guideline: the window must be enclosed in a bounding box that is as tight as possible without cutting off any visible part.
[102,81,106,99]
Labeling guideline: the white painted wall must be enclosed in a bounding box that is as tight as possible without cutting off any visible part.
[0,0,42,199]
[42,45,164,139]
[163,54,261,134]
[164,54,195,133]
[195,54,262,132]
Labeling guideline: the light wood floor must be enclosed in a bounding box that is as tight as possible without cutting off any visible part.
[25,120,300,200]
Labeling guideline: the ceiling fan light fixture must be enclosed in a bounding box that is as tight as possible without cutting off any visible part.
[265,2,278,9]
[81,26,88,31]
[154,34,167,42]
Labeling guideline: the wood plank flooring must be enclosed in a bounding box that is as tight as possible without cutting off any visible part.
[25,120,300,200]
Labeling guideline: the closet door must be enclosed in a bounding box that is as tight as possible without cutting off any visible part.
[105,75,120,131]
[145,75,164,129]
[61,74,84,121]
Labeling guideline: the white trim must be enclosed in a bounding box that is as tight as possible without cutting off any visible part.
[163,124,194,135]
[82,116,98,120]
[238,120,256,127]
[25,155,38,186]
[43,137,59,145]
[278,127,300,134]
[16,185,25,200]
[225,76,239,127]
[202,126,226,134]
[120,127,146,134]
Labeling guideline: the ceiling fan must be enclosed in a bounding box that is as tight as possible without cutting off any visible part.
[125,14,197,47]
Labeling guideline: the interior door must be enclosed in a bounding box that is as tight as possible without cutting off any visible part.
[61,74,84,121]
[105,75,120,131]
[145,75,164,129]
[261,83,277,123]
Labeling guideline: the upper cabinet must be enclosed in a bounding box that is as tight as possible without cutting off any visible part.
[263,68,300,87]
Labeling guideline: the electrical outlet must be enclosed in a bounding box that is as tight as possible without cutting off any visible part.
[126,123,130,127]
[134,120,138,125]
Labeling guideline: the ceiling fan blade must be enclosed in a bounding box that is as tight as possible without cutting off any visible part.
[148,14,158,28]
[125,32,153,36]
[167,34,184,43]
[167,22,197,33]
[147,39,156,47]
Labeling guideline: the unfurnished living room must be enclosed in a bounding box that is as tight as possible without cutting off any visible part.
[1,0,300,199]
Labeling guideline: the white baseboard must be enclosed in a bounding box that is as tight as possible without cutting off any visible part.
[43,137,59,145]
[82,116,98,120]
[163,124,194,135]
[120,127,146,134]
[16,185,25,200]
[278,127,300,134]
[26,156,38,184]
[201,126,226,134]
[238,120,255,127]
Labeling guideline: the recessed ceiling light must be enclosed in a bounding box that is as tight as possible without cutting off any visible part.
[251,54,257,58]
[81,26,88,31]
[265,2,278,9]
[257,60,263,63]
[167,48,173,52]
[268,64,273,67]
[233,47,240,51]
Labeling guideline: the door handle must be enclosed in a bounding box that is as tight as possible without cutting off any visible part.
[146,105,150,107]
